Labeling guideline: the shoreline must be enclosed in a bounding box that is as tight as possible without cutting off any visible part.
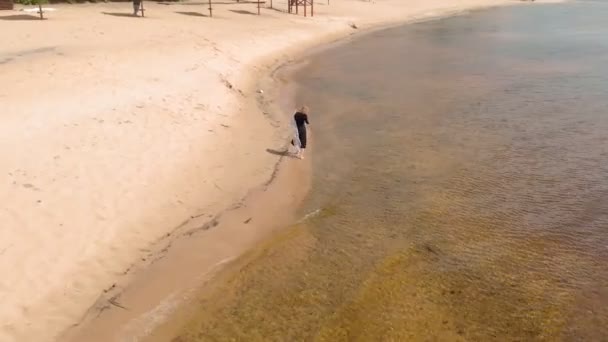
[62,2,522,340]
[60,42,315,342]
[0,0,539,340]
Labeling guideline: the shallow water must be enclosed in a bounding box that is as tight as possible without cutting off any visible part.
[175,2,608,340]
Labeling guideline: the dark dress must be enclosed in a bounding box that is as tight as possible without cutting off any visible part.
[294,111,309,148]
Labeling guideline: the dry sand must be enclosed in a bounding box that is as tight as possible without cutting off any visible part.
[0,0,523,340]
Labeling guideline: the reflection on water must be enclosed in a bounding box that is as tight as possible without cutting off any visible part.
[175,2,608,340]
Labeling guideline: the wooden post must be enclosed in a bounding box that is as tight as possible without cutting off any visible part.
[257,0,260,15]
[38,2,43,19]
[311,0,313,16]
[303,0,306,17]
[140,0,145,17]
[270,0,272,9]
[208,0,212,17]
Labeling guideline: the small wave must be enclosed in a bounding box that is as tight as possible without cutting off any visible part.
[298,209,321,223]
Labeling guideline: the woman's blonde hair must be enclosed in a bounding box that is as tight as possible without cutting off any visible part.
[299,105,309,114]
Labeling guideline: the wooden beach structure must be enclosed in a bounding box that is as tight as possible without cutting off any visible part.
[288,0,313,17]
[188,0,316,17]
[206,0,266,17]
[0,0,318,19]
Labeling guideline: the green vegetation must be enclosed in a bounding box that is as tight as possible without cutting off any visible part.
[14,0,48,5]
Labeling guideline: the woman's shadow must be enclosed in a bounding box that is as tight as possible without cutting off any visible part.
[266,148,298,158]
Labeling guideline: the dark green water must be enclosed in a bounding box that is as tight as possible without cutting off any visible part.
[175,2,608,340]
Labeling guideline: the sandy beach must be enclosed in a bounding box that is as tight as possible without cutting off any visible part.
[0,0,517,340]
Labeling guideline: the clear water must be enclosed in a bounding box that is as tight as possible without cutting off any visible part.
[175,2,608,340]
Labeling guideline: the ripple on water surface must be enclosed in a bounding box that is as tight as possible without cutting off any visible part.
[174,2,608,340]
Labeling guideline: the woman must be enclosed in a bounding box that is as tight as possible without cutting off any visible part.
[133,0,142,16]
[293,106,310,159]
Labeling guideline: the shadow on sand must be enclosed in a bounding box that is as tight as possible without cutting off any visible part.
[175,11,208,17]
[0,14,43,21]
[266,148,298,158]
[101,12,139,17]
[229,9,257,15]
